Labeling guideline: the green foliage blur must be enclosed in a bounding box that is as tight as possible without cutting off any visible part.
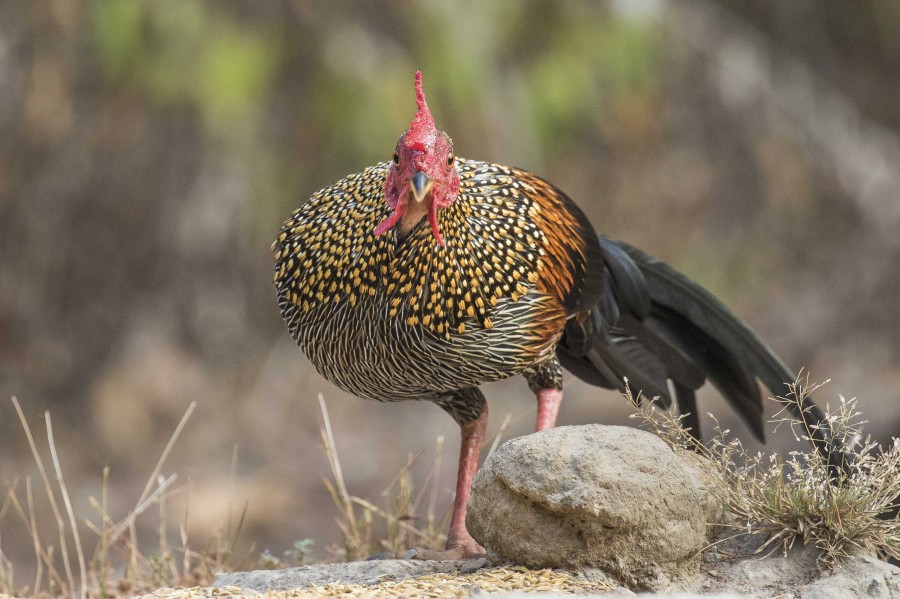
[87,1,663,206]
[93,1,279,134]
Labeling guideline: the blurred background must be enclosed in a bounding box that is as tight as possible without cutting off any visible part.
[1,0,899,581]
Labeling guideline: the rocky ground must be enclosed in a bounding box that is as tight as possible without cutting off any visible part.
[140,425,899,598]
[133,549,899,598]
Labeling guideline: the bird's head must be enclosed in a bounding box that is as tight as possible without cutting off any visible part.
[374,71,460,246]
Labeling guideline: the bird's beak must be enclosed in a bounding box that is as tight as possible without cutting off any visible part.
[409,170,433,203]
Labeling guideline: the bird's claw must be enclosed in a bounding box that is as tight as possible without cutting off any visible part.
[366,544,485,561]
[410,543,485,561]
[365,548,420,561]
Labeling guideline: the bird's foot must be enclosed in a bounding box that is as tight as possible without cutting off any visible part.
[367,539,485,561]
[366,548,420,561]
[409,538,485,561]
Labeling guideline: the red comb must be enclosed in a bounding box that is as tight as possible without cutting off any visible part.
[405,71,436,152]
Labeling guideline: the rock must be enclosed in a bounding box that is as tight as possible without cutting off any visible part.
[702,541,821,595]
[799,554,900,598]
[466,424,718,591]
[700,536,900,599]
[213,558,486,591]
[492,594,741,599]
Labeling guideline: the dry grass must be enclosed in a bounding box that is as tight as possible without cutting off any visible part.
[317,395,517,562]
[0,391,516,597]
[0,397,249,598]
[317,394,449,560]
[626,374,900,567]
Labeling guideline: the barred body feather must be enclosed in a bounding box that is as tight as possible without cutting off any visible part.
[273,159,596,405]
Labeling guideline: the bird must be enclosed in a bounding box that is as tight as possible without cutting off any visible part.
[272,71,845,559]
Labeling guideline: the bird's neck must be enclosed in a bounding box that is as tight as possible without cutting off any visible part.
[397,199,429,237]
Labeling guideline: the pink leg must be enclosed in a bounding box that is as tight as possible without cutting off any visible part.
[444,405,488,556]
[411,404,487,560]
[535,388,563,431]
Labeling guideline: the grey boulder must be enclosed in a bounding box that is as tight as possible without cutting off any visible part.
[466,424,718,591]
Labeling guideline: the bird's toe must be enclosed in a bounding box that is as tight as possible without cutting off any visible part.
[411,542,485,561]
[365,548,420,561]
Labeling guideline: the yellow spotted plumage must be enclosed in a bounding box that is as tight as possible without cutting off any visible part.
[272,158,596,405]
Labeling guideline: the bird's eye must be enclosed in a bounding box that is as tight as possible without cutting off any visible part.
[447,154,455,167]
[392,153,400,166]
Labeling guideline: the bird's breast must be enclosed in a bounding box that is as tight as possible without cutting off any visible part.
[295,290,566,402]
[272,159,584,401]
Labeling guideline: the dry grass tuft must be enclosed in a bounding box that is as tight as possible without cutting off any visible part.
[626,374,900,566]
[317,394,448,560]
[0,392,512,597]
[0,397,248,598]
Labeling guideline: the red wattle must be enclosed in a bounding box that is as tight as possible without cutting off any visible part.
[374,197,407,236]
[428,200,444,247]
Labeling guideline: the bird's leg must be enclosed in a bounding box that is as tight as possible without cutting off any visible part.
[444,405,487,556]
[410,388,487,560]
[525,358,564,431]
[535,388,563,431]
